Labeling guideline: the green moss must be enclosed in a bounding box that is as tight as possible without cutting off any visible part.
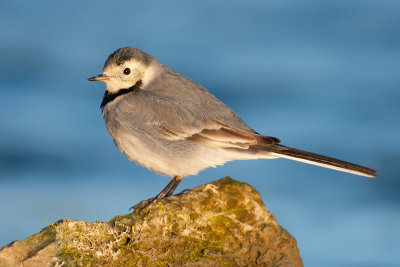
[180,238,221,262]
[117,240,178,267]
[58,246,96,267]
[2,177,301,266]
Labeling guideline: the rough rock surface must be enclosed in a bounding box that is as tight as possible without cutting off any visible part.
[0,177,303,266]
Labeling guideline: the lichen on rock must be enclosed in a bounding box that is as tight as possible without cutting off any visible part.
[0,177,303,266]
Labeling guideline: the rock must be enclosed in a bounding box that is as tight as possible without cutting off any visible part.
[0,177,303,266]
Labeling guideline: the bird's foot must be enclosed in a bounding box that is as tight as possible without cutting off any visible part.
[129,197,157,212]
[129,195,182,213]
[175,189,191,196]
[129,176,184,213]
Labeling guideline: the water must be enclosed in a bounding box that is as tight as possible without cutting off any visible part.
[1,1,399,266]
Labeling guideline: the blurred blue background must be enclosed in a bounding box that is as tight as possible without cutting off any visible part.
[1,0,399,266]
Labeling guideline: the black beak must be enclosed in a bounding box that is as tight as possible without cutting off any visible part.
[88,74,114,81]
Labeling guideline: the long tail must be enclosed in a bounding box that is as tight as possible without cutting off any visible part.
[269,144,377,178]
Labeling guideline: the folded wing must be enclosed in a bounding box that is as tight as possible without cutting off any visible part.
[159,120,280,149]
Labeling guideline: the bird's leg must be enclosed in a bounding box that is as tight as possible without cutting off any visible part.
[164,176,183,197]
[130,176,181,211]
[129,177,177,211]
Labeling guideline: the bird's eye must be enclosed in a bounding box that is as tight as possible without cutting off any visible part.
[123,68,131,75]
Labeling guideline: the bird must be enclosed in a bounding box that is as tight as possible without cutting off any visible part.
[88,47,377,210]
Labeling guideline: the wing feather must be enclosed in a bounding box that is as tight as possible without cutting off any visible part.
[158,120,279,149]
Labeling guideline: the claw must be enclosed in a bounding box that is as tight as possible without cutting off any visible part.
[164,198,182,208]
[129,176,185,213]
[175,189,191,196]
[129,197,156,211]
[129,195,181,214]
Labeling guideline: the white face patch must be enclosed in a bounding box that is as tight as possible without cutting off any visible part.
[101,59,161,93]
[101,59,146,93]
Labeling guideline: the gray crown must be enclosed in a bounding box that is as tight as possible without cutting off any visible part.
[104,47,153,69]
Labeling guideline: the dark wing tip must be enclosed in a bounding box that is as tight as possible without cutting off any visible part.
[271,137,281,144]
[255,135,281,145]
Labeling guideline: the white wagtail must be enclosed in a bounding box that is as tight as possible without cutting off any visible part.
[88,47,377,209]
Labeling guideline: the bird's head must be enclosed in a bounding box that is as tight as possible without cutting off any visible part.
[88,47,159,93]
